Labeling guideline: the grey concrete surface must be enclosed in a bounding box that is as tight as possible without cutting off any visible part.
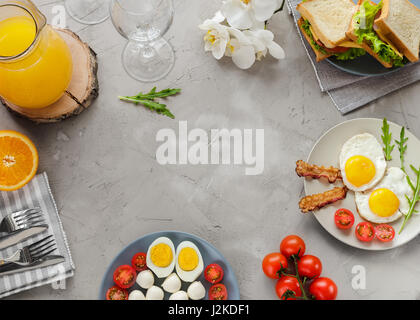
[2,0,420,300]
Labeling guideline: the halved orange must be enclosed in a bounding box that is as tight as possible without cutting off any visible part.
[0,130,39,191]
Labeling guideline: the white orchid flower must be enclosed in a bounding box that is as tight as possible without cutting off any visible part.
[221,0,280,29]
[225,28,256,69]
[198,15,230,60]
[243,29,285,60]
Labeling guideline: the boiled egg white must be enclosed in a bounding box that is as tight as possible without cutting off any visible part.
[169,291,189,300]
[146,237,175,278]
[355,167,413,223]
[162,273,182,293]
[175,241,204,282]
[339,133,386,192]
[146,285,164,300]
[129,290,146,300]
[136,269,154,289]
[187,281,206,300]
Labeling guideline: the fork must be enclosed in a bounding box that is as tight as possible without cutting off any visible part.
[0,208,45,234]
[0,235,57,267]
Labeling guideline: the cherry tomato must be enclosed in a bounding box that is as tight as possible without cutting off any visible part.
[209,284,228,300]
[113,265,136,289]
[375,224,395,242]
[204,264,224,284]
[309,277,337,300]
[131,252,147,272]
[106,286,128,300]
[297,255,322,279]
[355,222,375,242]
[280,235,305,259]
[262,252,288,279]
[275,276,302,300]
[334,208,355,230]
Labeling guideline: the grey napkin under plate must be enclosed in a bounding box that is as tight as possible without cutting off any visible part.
[287,0,420,114]
[0,173,75,298]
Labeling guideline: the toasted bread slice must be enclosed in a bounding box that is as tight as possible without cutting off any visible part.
[297,0,356,48]
[298,18,332,62]
[346,1,394,68]
[375,0,420,62]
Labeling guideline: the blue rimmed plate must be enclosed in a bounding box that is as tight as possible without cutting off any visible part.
[99,231,240,300]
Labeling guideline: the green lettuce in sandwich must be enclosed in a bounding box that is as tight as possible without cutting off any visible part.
[348,0,407,68]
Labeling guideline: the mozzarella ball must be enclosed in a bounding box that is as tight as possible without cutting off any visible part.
[136,270,154,289]
[169,291,189,300]
[162,273,182,293]
[128,290,146,300]
[146,286,164,300]
[187,281,206,300]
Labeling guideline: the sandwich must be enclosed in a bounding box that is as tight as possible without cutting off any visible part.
[297,0,366,62]
[347,0,420,68]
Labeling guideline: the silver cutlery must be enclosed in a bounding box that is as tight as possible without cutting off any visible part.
[0,226,48,251]
[0,255,65,277]
[0,235,57,267]
[0,208,45,234]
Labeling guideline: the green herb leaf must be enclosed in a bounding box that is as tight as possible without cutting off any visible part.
[399,165,420,234]
[381,118,395,161]
[119,87,181,119]
[396,126,409,173]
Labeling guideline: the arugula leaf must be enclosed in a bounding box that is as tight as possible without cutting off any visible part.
[119,87,181,119]
[396,126,409,173]
[399,165,420,234]
[381,118,395,161]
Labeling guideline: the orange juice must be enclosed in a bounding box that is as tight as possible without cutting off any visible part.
[0,16,73,109]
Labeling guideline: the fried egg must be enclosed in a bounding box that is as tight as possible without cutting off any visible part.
[146,237,175,278]
[339,133,386,192]
[355,167,413,223]
[175,241,204,282]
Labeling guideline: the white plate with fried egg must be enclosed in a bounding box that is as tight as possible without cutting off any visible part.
[305,118,420,250]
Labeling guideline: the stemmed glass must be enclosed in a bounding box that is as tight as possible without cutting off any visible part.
[110,0,175,82]
[65,0,110,25]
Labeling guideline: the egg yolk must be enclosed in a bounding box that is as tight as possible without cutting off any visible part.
[345,155,376,187]
[369,188,400,217]
[150,243,173,267]
[178,247,199,271]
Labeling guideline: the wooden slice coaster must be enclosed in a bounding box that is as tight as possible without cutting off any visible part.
[1,28,98,123]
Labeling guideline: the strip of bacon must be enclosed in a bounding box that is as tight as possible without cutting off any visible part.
[295,160,342,183]
[299,187,348,213]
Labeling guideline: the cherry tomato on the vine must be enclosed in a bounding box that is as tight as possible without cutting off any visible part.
[309,277,337,300]
[280,235,306,259]
[297,255,322,279]
[275,276,302,300]
[262,252,288,279]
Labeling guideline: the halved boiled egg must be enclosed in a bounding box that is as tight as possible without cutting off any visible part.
[355,167,413,223]
[339,133,386,192]
[175,241,204,282]
[146,237,175,278]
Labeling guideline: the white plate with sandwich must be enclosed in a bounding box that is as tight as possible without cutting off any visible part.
[296,0,420,76]
[301,118,420,250]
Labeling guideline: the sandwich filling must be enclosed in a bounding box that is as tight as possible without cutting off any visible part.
[353,0,406,67]
[301,19,366,60]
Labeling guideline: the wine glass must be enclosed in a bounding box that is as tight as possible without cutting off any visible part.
[65,0,110,25]
[110,0,175,82]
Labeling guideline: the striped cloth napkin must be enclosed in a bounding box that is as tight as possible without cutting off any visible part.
[0,173,74,298]
[287,0,420,113]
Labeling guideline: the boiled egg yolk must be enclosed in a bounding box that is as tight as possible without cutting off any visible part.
[369,188,400,217]
[178,247,199,271]
[345,155,376,187]
[150,243,173,267]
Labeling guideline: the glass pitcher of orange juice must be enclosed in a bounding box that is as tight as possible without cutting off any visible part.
[0,0,73,109]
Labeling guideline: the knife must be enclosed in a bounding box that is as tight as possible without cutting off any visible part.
[0,255,65,276]
[0,225,48,250]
